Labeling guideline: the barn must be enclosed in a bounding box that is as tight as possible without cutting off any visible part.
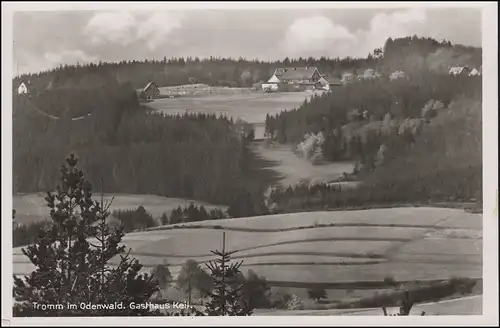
[268,67,322,85]
[449,66,472,76]
[141,81,160,100]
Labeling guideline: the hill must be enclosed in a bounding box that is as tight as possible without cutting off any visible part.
[13,207,482,305]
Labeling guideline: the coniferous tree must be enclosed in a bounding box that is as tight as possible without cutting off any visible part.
[12,154,159,316]
[151,259,172,291]
[202,233,253,316]
[160,212,169,225]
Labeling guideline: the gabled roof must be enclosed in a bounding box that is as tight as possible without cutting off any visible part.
[273,67,319,81]
[469,68,480,76]
[143,81,159,92]
[449,66,470,75]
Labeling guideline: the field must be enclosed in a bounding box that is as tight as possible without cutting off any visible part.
[146,89,323,139]
[14,207,482,307]
[13,193,226,226]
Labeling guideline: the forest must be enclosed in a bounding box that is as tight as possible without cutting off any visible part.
[265,95,482,214]
[13,82,273,215]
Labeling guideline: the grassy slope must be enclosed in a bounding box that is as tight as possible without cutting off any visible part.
[14,207,482,285]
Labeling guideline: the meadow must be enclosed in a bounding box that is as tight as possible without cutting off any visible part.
[147,89,323,139]
[14,207,482,304]
[13,193,226,226]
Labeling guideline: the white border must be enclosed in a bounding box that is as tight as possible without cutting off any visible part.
[2,2,498,326]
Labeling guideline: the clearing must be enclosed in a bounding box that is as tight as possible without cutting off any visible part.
[146,90,323,139]
[250,141,356,187]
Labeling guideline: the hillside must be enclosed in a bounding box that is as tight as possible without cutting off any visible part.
[13,207,482,306]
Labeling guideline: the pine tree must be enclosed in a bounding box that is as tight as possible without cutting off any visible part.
[202,232,253,316]
[151,259,172,292]
[160,212,169,225]
[12,154,159,316]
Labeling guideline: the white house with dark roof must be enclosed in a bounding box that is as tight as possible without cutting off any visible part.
[267,67,322,85]
[449,66,472,76]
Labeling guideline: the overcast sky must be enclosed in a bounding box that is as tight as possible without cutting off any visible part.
[13,7,482,75]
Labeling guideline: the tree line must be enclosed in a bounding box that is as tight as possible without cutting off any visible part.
[14,55,378,93]
[108,204,227,234]
[14,36,479,94]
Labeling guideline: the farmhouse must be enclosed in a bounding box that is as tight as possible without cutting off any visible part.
[469,68,481,76]
[268,67,322,84]
[141,81,160,100]
[449,66,472,76]
[17,82,28,95]
[316,76,342,91]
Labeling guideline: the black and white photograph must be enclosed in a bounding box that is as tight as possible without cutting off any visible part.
[2,1,498,325]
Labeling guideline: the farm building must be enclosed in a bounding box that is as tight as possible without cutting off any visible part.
[315,76,342,91]
[141,81,160,100]
[268,67,322,85]
[17,82,28,95]
[449,66,472,76]
[469,68,481,76]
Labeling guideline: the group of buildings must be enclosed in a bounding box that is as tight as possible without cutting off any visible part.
[260,63,482,93]
[448,66,482,77]
[261,67,389,92]
[261,67,341,93]
[15,64,483,97]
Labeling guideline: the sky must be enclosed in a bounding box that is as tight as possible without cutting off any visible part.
[12,6,482,75]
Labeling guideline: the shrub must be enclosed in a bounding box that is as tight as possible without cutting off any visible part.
[285,295,305,310]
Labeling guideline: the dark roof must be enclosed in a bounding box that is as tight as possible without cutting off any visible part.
[143,82,159,92]
[274,67,319,81]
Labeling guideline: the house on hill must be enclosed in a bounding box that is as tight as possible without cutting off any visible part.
[449,66,472,76]
[269,66,322,84]
[141,81,160,100]
[17,82,29,95]
[316,76,342,91]
[469,68,481,76]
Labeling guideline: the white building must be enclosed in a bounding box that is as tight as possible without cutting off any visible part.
[469,68,481,76]
[17,82,28,95]
[449,66,471,76]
